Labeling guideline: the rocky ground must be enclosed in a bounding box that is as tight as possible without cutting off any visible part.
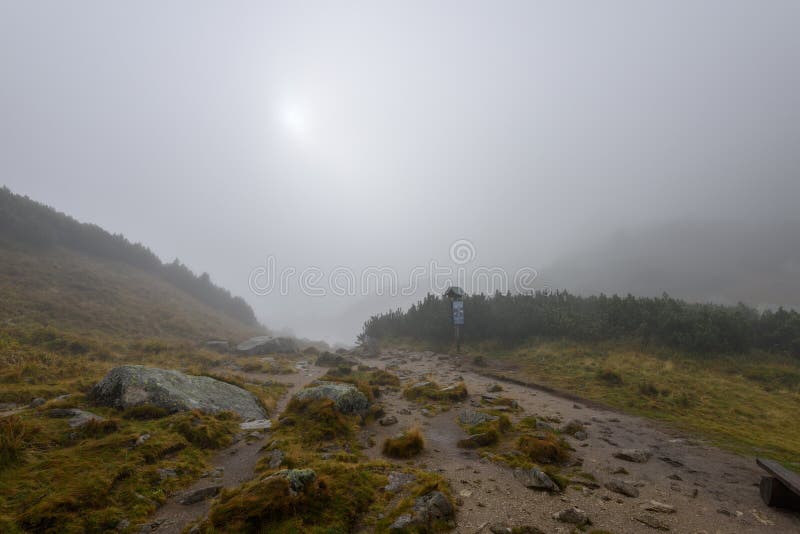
[356,349,800,534]
[145,360,327,534]
[141,348,800,533]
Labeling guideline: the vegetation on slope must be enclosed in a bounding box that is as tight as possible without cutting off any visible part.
[0,330,288,533]
[0,186,258,328]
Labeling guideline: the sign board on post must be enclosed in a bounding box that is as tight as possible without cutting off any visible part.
[452,300,464,325]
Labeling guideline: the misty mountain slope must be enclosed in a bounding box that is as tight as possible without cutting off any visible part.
[544,220,800,308]
[0,245,264,341]
[0,186,259,328]
[0,187,264,340]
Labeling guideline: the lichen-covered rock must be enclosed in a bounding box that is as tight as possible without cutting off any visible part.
[513,467,558,492]
[235,336,297,355]
[458,408,497,425]
[413,490,454,525]
[293,381,370,413]
[89,365,267,420]
[46,408,105,428]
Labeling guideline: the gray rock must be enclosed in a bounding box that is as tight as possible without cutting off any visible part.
[420,408,433,417]
[29,397,46,408]
[644,500,676,514]
[46,408,105,428]
[614,448,652,463]
[634,513,671,531]
[513,467,558,492]
[413,490,455,524]
[267,449,284,469]
[389,514,414,531]
[115,519,130,531]
[293,381,370,413]
[178,485,221,505]
[88,365,267,421]
[489,525,512,534]
[573,430,588,441]
[236,336,297,355]
[458,409,497,426]
[385,471,416,493]
[487,383,503,392]
[379,415,398,426]
[135,433,151,446]
[553,507,590,526]
[605,479,640,498]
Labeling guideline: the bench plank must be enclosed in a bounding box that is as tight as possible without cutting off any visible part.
[757,458,800,496]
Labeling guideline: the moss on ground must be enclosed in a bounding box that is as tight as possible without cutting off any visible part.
[0,327,291,532]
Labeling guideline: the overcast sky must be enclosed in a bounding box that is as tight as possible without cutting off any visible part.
[2,1,799,343]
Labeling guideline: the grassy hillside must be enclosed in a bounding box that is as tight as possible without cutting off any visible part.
[0,186,259,329]
[0,245,262,342]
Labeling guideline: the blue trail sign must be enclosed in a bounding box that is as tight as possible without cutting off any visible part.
[452,300,464,325]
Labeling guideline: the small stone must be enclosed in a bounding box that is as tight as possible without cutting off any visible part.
[605,479,640,498]
[267,449,284,469]
[379,415,399,426]
[489,524,512,534]
[29,397,46,408]
[389,514,413,531]
[614,448,652,463]
[135,433,151,447]
[487,383,503,393]
[553,507,590,526]
[178,485,221,505]
[573,430,588,441]
[513,467,558,492]
[634,514,671,531]
[644,500,676,514]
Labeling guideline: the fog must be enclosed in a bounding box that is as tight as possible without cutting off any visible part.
[2,1,799,343]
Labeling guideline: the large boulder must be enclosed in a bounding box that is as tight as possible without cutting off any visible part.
[88,365,267,421]
[293,381,370,413]
[236,336,297,355]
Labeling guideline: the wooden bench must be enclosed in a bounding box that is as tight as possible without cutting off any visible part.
[757,458,800,509]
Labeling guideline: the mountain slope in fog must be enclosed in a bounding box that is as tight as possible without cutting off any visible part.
[0,187,264,340]
[545,220,800,308]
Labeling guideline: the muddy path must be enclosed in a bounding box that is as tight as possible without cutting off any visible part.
[358,349,800,534]
[146,359,326,534]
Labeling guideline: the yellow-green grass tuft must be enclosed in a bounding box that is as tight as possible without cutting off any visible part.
[382,427,425,459]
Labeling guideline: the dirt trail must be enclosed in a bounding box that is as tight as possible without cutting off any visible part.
[359,349,800,534]
[146,360,326,534]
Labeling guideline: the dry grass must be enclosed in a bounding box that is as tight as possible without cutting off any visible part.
[475,340,800,465]
[382,426,425,458]
[403,380,468,403]
[517,432,572,465]
[0,415,32,471]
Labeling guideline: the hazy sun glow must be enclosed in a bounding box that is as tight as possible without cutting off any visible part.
[279,102,309,139]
